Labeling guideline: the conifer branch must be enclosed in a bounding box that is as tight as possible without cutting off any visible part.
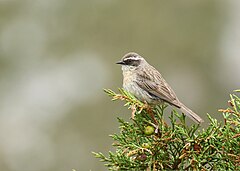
[94,89,240,170]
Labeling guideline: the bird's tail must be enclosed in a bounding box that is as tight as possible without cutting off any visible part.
[179,102,204,124]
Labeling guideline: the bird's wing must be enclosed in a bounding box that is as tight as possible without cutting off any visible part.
[135,66,181,108]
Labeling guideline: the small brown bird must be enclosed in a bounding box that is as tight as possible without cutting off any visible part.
[116,52,204,124]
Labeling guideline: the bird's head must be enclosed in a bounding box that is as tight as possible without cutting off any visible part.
[116,52,146,71]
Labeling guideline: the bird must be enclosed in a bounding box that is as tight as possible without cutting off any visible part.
[116,52,204,124]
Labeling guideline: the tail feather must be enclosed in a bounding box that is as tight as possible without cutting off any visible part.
[179,102,204,124]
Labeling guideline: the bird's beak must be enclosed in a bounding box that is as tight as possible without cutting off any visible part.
[116,61,125,65]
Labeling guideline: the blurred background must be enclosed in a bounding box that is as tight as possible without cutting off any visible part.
[0,1,239,170]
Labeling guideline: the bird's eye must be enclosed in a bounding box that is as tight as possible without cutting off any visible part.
[123,57,140,66]
[123,59,131,64]
[127,59,132,62]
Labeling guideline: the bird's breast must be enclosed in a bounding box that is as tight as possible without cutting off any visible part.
[122,71,159,104]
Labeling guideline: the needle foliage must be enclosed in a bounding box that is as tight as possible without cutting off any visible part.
[93,89,240,171]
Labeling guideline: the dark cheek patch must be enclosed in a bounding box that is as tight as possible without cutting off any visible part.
[132,60,140,66]
[123,59,140,66]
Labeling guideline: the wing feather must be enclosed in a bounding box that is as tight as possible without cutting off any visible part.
[135,66,181,108]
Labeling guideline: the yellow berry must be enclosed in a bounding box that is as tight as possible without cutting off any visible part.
[141,143,150,149]
[144,126,154,135]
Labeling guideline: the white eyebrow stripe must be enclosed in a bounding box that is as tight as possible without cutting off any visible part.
[124,56,142,61]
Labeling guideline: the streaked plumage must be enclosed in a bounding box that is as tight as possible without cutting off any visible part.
[116,52,204,124]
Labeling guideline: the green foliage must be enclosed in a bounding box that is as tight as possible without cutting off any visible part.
[93,89,240,171]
